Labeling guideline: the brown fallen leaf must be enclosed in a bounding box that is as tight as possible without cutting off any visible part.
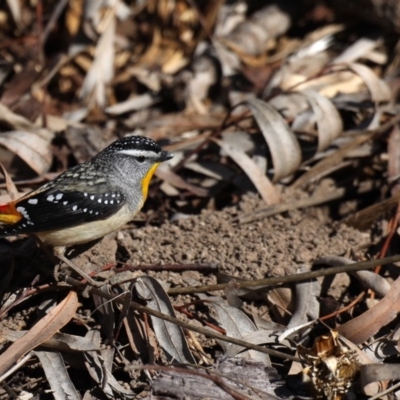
[0,162,19,201]
[337,276,400,344]
[344,62,391,103]
[246,98,302,183]
[301,89,343,152]
[294,113,400,188]
[0,131,53,176]
[0,291,78,376]
[214,138,280,205]
[155,164,210,197]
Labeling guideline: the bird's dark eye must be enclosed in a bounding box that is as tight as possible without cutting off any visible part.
[136,156,145,163]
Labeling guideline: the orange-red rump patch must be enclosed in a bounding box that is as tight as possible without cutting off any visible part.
[0,203,22,224]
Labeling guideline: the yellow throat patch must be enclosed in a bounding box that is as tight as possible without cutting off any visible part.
[141,162,160,201]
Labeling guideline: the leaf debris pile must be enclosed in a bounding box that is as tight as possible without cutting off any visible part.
[0,1,400,399]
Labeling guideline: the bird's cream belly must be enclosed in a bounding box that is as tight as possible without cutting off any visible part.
[37,205,134,247]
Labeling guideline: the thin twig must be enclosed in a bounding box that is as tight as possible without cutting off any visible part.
[0,352,34,384]
[293,112,400,189]
[127,363,260,400]
[115,263,218,273]
[167,254,400,295]
[346,190,400,229]
[319,291,365,321]
[369,380,400,400]
[239,182,373,224]
[42,0,69,43]
[72,281,300,362]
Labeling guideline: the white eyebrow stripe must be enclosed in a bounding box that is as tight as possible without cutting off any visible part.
[118,149,159,158]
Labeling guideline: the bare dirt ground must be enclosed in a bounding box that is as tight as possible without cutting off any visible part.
[125,194,367,285]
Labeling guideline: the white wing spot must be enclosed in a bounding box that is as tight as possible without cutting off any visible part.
[63,201,68,205]
[89,210,93,214]
[83,208,87,212]
[110,200,114,204]
[72,205,78,211]
[84,193,88,197]
[98,198,102,203]
[90,195,95,200]
[56,193,63,200]
[111,194,116,198]
[16,206,30,220]
[104,200,108,204]
[28,199,38,205]
[47,195,55,202]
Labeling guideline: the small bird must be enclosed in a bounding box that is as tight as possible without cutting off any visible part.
[0,135,173,283]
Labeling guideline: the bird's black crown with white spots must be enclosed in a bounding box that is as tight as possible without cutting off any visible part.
[102,135,162,155]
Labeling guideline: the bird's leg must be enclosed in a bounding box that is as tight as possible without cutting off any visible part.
[35,236,59,264]
[53,246,103,287]
[35,237,104,287]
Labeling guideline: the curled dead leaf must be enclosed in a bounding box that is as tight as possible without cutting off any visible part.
[215,137,280,205]
[0,131,52,175]
[246,98,302,182]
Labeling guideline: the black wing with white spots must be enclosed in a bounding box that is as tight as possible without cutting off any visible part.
[0,188,126,236]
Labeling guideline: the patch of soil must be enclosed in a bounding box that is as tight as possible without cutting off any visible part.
[115,193,369,289]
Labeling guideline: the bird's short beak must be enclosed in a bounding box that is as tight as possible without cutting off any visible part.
[158,151,174,162]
